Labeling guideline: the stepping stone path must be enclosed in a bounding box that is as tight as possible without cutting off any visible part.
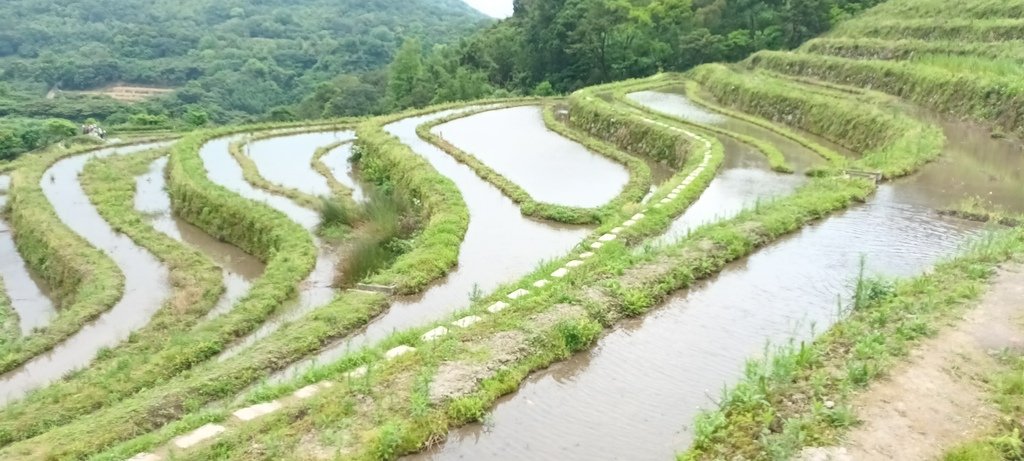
[233,401,282,422]
[128,105,717,461]
[173,424,226,449]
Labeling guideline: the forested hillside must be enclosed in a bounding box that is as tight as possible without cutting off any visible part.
[0,0,487,140]
[372,0,886,104]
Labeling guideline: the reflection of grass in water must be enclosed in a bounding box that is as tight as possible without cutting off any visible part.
[943,196,1022,227]
[324,189,422,287]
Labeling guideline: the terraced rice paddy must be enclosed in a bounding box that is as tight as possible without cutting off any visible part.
[0,1,1022,459]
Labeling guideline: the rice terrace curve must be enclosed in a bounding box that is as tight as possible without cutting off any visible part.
[0,0,1022,460]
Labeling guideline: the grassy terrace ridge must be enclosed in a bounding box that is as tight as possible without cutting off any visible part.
[311,140,357,198]
[680,228,1024,461]
[0,140,168,376]
[416,101,653,225]
[852,0,1024,21]
[95,101,742,460]
[228,127,353,213]
[0,100,523,459]
[607,78,795,173]
[827,18,1024,42]
[578,74,847,171]
[801,38,1024,62]
[747,51,1024,138]
[0,281,17,347]
[691,64,945,179]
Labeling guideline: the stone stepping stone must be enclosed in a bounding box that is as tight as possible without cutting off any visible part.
[623,219,636,227]
[533,279,550,288]
[631,213,645,220]
[127,453,161,461]
[487,301,509,313]
[551,268,569,278]
[452,316,482,328]
[579,252,595,259]
[598,234,617,242]
[173,424,226,449]
[507,288,530,299]
[385,345,415,360]
[421,326,449,341]
[294,381,337,399]
[591,242,604,249]
[667,193,678,199]
[610,227,624,235]
[566,260,585,268]
[233,401,282,422]
[659,198,671,204]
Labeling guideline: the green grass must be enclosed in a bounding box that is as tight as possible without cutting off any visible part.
[0,141,153,376]
[751,51,1024,139]
[691,63,945,178]
[829,18,1024,42]
[681,228,1024,460]
[802,38,1024,62]
[0,280,18,347]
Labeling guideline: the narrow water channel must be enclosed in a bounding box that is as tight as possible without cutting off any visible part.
[410,107,1017,460]
[434,106,631,208]
[198,133,342,360]
[245,131,352,198]
[272,108,592,382]
[320,143,365,202]
[0,142,172,405]
[0,176,57,335]
[135,157,265,319]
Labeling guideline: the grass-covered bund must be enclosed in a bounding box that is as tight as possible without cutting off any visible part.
[2,0,1024,459]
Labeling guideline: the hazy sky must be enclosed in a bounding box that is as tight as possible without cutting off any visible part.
[463,0,514,18]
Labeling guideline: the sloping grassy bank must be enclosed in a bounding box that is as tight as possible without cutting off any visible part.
[802,38,1024,62]
[0,141,162,375]
[0,102,510,459]
[690,64,944,178]
[680,227,1024,461]
[0,282,17,348]
[827,18,1024,42]
[416,103,652,225]
[748,51,1024,138]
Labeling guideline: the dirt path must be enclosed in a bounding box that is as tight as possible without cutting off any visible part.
[799,265,1024,461]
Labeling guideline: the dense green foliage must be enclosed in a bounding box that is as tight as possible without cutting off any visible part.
[0,0,487,119]
[0,117,78,160]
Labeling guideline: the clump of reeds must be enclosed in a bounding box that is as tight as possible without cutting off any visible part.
[329,189,422,287]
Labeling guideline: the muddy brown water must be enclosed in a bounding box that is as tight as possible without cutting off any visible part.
[628,90,844,172]
[320,143,365,202]
[135,157,265,319]
[245,131,353,198]
[271,108,592,382]
[0,142,173,405]
[198,133,343,360]
[410,106,1023,460]
[0,177,57,335]
[434,106,631,208]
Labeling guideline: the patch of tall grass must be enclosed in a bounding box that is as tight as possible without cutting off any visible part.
[829,18,1024,42]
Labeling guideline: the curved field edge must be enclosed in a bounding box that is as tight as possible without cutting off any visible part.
[605,78,795,174]
[416,102,653,225]
[228,127,351,212]
[679,228,1024,461]
[311,140,356,198]
[689,64,945,179]
[87,102,726,460]
[0,101,512,458]
[746,50,1024,139]
[0,140,165,375]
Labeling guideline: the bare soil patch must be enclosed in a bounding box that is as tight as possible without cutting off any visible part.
[798,265,1024,461]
